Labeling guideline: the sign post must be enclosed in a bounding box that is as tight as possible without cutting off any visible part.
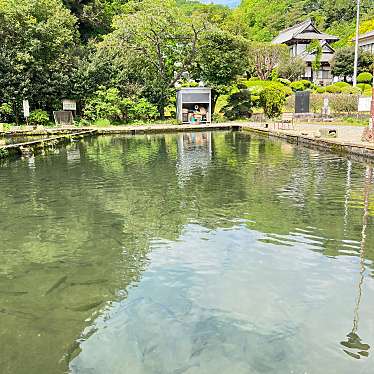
[362,69,374,142]
[22,100,30,124]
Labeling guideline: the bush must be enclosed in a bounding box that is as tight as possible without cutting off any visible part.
[84,87,159,123]
[94,118,111,127]
[245,80,293,97]
[0,123,12,132]
[340,86,361,94]
[212,113,227,123]
[84,87,124,122]
[132,99,159,122]
[316,86,326,93]
[325,84,341,93]
[28,109,51,127]
[290,79,316,92]
[222,89,252,120]
[259,85,286,118]
[0,103,12,116]
[363,87,372,97]
[333,81,351,88]
[310,95,324,113]
[0,103,13,123]
[290,81,306,91]
[357,83,372,93]
[277,78,291,86]
[324,83,361,94]
[357,72,373,84]
[181,80,199,87]
[329,94,358,114]
[74,118,91,127]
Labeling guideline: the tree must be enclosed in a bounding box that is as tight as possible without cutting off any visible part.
[84,86,126,121]
[331,47,374,82]
[331,47,355,81]
[84,86,158,123]
[99,0,207,118]
[222,89,252,120]
[195,29,248,113]
[320,0,373,28]
[0,0,78,115]
[277,56,306,81]
[259,84,286,118]
[63,0,127,41]
[306,40,322,72]
[248,43,289,81]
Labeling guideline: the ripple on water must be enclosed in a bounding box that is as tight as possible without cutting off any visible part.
[1,132,374,374]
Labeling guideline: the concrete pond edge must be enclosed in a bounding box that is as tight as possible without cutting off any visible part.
[1,123,374,164]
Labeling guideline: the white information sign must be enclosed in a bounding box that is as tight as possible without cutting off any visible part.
[22,100,30,118]
[62,99,77,111]
[358,96,372,112]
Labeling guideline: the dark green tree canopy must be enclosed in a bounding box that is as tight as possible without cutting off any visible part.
[194,29,248,110]
[331,47,374,81]
[0,0,78,110]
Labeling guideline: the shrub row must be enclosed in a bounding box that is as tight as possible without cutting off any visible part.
[285,94,359,114]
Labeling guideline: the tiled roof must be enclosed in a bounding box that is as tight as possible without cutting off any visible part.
[354,30,374,41]
[272,19,339,44]
[272,19,312,44]
[294,32,339,41]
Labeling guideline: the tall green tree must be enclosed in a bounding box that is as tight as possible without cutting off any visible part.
[331,47,374,82]
[194,30,248,113]
[63,0,127,41]
[98,0,207,118]
[0,0,78,114]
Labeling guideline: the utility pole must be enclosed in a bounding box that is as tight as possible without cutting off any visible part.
[371,68,374,130]
[353,0,361,87]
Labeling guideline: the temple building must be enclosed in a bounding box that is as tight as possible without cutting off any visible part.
[354,30,374,55]
[272,19,339,86]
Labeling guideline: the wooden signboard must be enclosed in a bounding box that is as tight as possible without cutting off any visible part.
[62,99,77,111]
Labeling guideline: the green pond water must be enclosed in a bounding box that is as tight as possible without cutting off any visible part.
[1,131,374,374]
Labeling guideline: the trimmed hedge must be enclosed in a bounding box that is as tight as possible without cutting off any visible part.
[357,72,373,84]
[284,93,359,114]
[290,79,316,92]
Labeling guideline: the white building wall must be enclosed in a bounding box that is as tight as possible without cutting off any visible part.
[358,35,374,55]
[296,43,307,55]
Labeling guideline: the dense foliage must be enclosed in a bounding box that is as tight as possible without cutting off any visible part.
[0,0,373,125]
[259,85,286,118]
[222,88,252,120]
[230,0,374,42]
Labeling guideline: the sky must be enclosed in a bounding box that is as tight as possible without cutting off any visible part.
[200,0,240,8]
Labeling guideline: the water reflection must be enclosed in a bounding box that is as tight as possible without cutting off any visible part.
[1,131,374,374]
[341,166,372,359]
[177,132,212,184]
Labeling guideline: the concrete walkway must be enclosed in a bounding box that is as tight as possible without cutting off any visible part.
[246,122,366,144]
[240,122,374,161]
